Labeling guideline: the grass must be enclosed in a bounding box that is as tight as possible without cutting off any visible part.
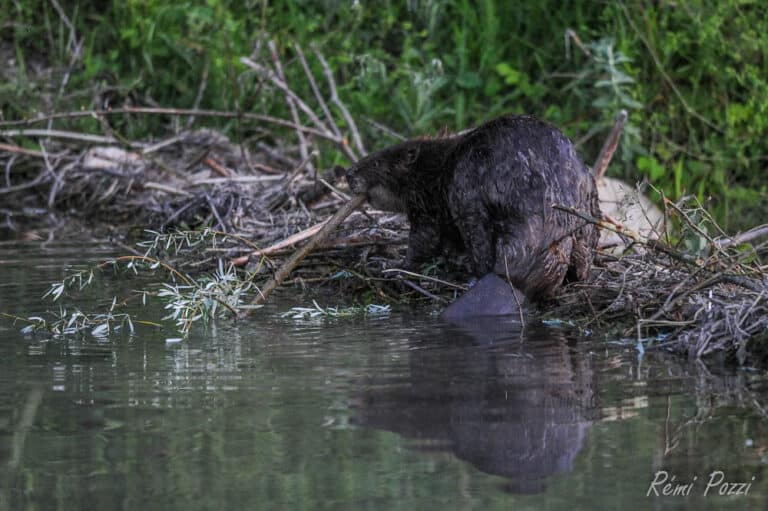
[1,1,766,225]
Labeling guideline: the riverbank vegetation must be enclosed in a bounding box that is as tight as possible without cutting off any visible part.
[3,0,767,226]
[0,1,766,362]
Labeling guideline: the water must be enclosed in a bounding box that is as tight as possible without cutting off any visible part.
[1,239,767,510]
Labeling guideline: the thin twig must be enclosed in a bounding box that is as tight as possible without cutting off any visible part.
[190,175,283,186]
[504,254,528,328]
[205,194,227,232]
[553,203,701,267]
[240,55,331,138]
[364,117,407,142]
[317,177,350,202]
[203,156,231,177]
[0,108,334,142]
[402,279,447,302]
[564,28,593,59]
[312,44,366,156]
[662,196,724,256]
[0,169,50,195]
[293,42,342,139]
[187,59,209,127]
[143,182,193,197]
[382,268,467,290]
[0,129,131,145]
[258,41,315,172]
[141,134,185,155]
[282,151,317,186]
[0,142,50,158]
[49,0,76,48]
[3,153,15,187]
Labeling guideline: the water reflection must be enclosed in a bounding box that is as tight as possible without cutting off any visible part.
[2,240,768,509]
[352,319,600,493]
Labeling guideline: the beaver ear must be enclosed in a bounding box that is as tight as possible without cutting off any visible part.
[403,146,419,166]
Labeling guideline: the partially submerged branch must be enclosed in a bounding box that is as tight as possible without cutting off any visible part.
[241,193,366,314]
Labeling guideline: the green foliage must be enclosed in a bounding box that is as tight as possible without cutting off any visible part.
[4,228,391,339]
[2,0,767,229]
[281,301,391,320]
[18,229,259,339]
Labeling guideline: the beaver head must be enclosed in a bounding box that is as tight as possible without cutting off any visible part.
[345,142,420,212]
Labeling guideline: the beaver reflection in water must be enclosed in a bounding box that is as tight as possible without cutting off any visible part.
[346,115,600,300]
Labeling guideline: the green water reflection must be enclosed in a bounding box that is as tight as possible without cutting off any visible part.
[1,241,766,510]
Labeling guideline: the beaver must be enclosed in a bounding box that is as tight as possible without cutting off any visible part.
[346,114,601,300]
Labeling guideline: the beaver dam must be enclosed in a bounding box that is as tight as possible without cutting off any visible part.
[2,111,766,365]
[2,30,767,367]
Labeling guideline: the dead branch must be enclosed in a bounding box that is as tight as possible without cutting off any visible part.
[0,142,50,158]
[1,129,131,146]
[0,107,335,143]
[592,109,627,180]
[717,224,768,248]
[267,41,314,172]
[294,43,342,139]
[312,44,366,156]
[241,214,330,259]
[553,203,701,267]
[241,193,366,314]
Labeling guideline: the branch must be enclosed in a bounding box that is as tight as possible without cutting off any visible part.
[716,224,768,248]
[293,43,341,139]
[592,109,626,180]
[267,40,314,172]
[312,45,366,156]
[0,142,50,158]
[552,203,701,267]
[240,54,331,137]
[240,193,366,314]
[0,129,129,145]
[0,108,334,141]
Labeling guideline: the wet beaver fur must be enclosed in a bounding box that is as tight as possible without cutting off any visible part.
[346,115,601,300]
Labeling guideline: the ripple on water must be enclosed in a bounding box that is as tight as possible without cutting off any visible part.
[1,241,767,510]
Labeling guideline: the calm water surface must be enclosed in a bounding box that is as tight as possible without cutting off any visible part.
[1,240,767,510]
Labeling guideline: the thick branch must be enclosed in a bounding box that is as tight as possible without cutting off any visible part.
[241,193,366,314]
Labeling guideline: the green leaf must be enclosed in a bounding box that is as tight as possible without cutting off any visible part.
[726,103,751,127]
[483,77,502,96]
[494,62,520,85]
[637,156,666,181]
[456,71,482,89]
